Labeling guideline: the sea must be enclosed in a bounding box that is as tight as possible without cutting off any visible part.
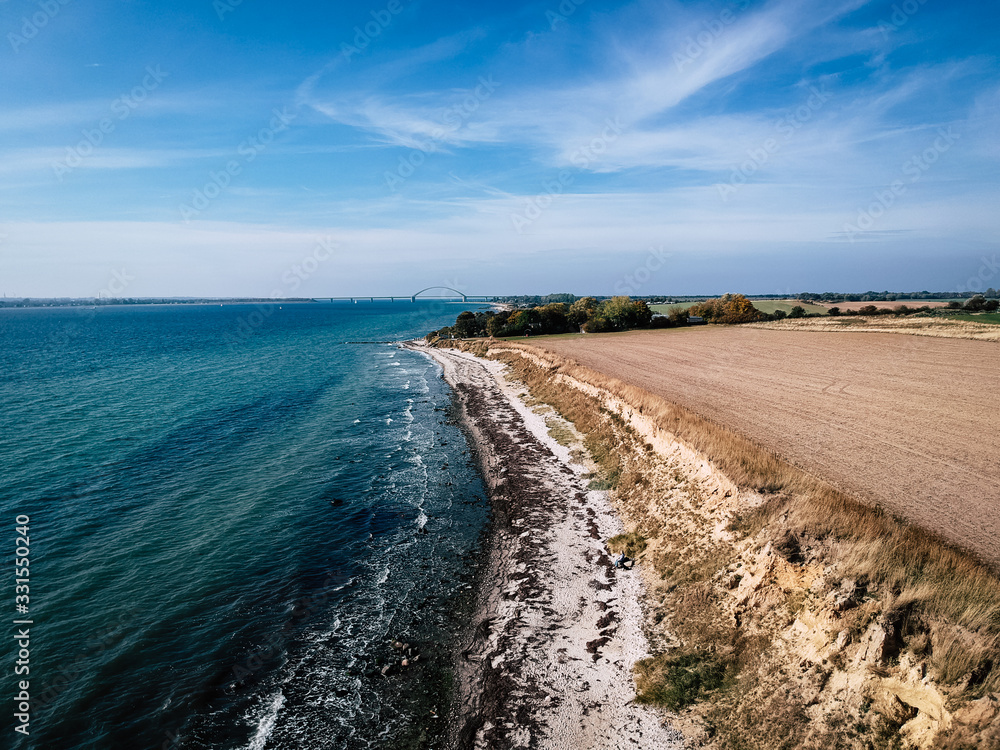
[0,301,492,749]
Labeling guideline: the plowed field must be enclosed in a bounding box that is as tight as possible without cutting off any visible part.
[529,328,1000,566]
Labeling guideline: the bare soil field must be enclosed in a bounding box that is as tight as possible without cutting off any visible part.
[527,327,1000,567]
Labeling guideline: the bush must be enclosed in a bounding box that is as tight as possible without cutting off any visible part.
[965,295,988,312]
[787,305,806,319]
[827,306,840,316]
[607,532,647,558]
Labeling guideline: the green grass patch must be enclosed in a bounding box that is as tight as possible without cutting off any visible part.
[750,299,829,316]
[587,477,616,491]
[546,423,576,446]
[949,312,1000,325]
[649,302,699,315]
[634,650,729,710]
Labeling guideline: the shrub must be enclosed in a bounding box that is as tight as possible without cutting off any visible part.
[607,532,647,557]
[965,295,988,311]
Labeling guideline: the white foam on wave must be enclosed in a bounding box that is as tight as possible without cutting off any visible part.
[353,419,361,423]
[246,691,284,750]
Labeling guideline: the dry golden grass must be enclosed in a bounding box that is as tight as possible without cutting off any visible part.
[447,338,1000,696]
[748,315,1000,341]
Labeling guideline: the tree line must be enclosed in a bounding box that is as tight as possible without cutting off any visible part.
[427,292,999,341]
[798,290,999,302]
[427,296,660,339]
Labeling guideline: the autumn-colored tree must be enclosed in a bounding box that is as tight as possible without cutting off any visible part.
[689,294,764,324]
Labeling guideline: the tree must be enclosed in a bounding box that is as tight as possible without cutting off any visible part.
[827,306,841,316]
[667,306,690,325]
[453,311,478,338]
[787,305,806,319]
[689,294,764,324]
[568,297,599,327]
[487,311,510,337]
[507,309,536,334]
[596,297,653,330]
[537,303,569,333]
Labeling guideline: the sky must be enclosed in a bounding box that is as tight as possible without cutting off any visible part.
[1,0,998,297]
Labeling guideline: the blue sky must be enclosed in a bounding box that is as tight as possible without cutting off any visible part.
[2,0,998,297]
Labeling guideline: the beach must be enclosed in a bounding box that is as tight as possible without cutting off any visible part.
[406,342,683,749]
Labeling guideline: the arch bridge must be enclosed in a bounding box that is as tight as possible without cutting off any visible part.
[313,287,495,303]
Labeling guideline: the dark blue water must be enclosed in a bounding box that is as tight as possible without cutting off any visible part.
[0,302,490,749]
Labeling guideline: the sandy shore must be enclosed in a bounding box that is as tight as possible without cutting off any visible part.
[404,342,683,750]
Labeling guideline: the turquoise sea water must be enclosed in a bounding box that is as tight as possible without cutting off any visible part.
[1,302,490,749]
